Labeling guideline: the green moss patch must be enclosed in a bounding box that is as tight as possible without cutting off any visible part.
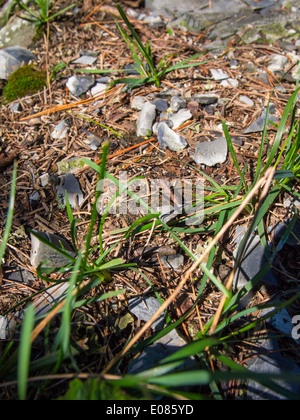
[2,65,47,103]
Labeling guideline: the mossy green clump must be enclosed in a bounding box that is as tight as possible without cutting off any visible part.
[2,64,47,103]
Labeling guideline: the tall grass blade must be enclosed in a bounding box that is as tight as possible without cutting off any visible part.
[18,305,35,400]
[0,161,17,265]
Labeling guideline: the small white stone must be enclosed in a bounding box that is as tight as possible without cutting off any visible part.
[221,78,239,88]
[239,95,254,107]
[90,83,107,97]
[210,68,229,80]
[137,102,156,137]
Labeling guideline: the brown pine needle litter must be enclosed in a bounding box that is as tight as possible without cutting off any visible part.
[101,167,276,375]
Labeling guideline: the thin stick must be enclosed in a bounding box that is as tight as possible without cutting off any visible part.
[101,167,275,374]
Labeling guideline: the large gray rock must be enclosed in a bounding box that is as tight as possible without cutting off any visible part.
[245,336,300,400]
[146,0,300,46]
[0,17,36,49]
[0,46,37,79]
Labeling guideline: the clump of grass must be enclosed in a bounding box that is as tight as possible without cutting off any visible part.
[0,83,299,399]
[2,65,47,103]
[9,0,76,27]
[75,4,210,91]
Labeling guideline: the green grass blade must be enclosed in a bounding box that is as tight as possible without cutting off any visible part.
[262,87,300,175]
[64,191,78,252]
[60,253,82,354]
[0,162,17,265]
[18,305,35,400]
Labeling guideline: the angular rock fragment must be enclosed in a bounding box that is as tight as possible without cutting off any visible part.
[160,254,184,270]
[72,55,97,65]
[194,137,228,166]
[90,82,107,97]
[210,68,229,80]
[30,230,76,269]
[66,75,94,97]
[170,95,186,112]
[157,122,187,151]
[51,119,69,139]
[128,296,165,330]
[55,173,84,209]
[193,94,219,105]
[243,108,279,134]
[167,108,192,129]
[239,95,254,107]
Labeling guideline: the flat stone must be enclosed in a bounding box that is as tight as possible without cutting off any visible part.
[72,55,97,66]
[210,68,229,81]
[233,233,277,290]
[157,122,187,151]
[194,137,228,167]
[167,109,192,129]
[0,282,70,338]
[137,101,156,137]
[152,98,169,112]
[66,75,95,97]
[90,82,107,97]
[3,266,35,284]
[273,219,300,247]
[55,173,84,209]
[128,296,165,331]
[245,336,300,400]
[193,94,219,105]
[221,78,239,88]
[30,230,76,269]
[127,328,188,375]
[159,254,184,270]
[239,95,254,107]
[243,109,279,134]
